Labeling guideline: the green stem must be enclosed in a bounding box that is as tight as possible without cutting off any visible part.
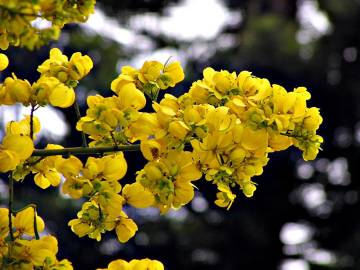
[32,205,40,240]
[153,89,160,102]
[73,101,88,147]
[30,104,35,140]
[8,174,14,241]
[31,144,141,157]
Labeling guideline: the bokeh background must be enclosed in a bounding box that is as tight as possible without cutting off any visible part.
[1,0,360,269]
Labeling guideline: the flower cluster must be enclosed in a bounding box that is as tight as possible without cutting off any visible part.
[76,60,184,147]
[0,47,323,269]
[59,153,140,243]
[0,0,95,50]
[77,61,323,212]
[124,67,323,210]
[97,258,164,270]
[0,207,73,269]
[111,60,184,100]
[0,48,93,108]
[0,116,37,173]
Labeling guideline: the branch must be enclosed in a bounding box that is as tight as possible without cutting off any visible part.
[31,144,141,157]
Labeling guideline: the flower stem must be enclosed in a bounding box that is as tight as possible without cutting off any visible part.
[32,205,40,240]
[73,100,88,147]
[30,104,35,140]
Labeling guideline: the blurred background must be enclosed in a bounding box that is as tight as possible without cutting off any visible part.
[1,0,360,269]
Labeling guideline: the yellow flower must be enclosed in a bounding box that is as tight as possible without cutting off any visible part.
[14,207,45,236]
[6,115,41,138]
[117,83,146,110]
[168,120,190,140]
[156,93,179,110]
[212,70,237,96]
[37,48,92,88]
[48,82,76,108]
[189,80,211,104]
[103,259,130,270]
[0,83,15,105]
[115,211,138,243]
[126,113,161,142]
[2,134,34,160]
[122,182,154,208]
[303,107,323,131]
[229,147,246,166]
[56,156,83,178]
[13,235,59,267]
[38,48,68,75]
[249,78,272,101]
[205,106,235,132]
[0,149,20,172]
[50,259,74,270]
[102,153,128,181]
[165,151,202,182]
[240,127,268,151]
[158,61,185,89]
[99,258,164,270]
[241,181,257,197]
[226,96,246,117]
[83,156,105,179]
[68,201,105,241]
[28,236,58,266]
[0,208,10,238]
[143,162,163,181]
[62,176,88,199]
[99,191,125,218]
[237,70,257,96]
[269,133,292,151]
[301,134,323,161]
[138,61,163,83]
[4,76,32,105]
[294,86,311,100]
[173,181,195,208]
[0,53,9,71]
[31,144,63,189]
[214,184,236,209]
[140,139,163,160]
[130,259,164,270]
[34,171,60,189]
[68,52,93,80]
[68,219,91,238]
[110,66,137,95]
[183,106,202,125]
